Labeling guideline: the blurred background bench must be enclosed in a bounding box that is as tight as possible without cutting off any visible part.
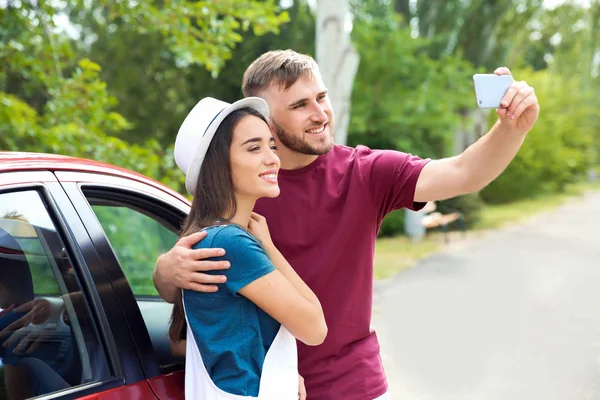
[405,202,466,243]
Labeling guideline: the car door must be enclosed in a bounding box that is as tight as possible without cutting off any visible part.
[56,171,190,400]
[0,171,157,399]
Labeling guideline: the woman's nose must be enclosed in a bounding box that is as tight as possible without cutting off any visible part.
[265,149,280,167]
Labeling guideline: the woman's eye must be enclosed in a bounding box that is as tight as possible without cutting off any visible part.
[270,145,278,150]
[249,146,259,152]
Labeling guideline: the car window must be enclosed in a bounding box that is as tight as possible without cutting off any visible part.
[90,204,179,297]
[0,190,112,399]
[84,193,182,369]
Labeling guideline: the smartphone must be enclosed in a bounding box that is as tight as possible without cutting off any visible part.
[472,74,512,109]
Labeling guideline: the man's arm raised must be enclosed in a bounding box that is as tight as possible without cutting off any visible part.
[153,231,231,303]
[414,67,540,203]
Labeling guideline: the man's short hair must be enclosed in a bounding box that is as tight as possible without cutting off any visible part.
[242,49,319,97]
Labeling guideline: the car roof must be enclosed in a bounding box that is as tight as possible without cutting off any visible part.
[0,151,189,203]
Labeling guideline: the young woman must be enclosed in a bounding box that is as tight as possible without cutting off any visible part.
[169,97,327,399]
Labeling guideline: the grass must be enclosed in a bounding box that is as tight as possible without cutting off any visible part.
[374,180,600,280]
[374,234,444,280]
[473,181,600,230]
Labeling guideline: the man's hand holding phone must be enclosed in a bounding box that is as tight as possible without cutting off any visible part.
[473,68,540,134]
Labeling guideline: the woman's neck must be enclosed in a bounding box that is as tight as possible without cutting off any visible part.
[223,196,255,229]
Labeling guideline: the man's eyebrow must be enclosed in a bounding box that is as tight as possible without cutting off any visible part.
[288,97,308,108]
[287,90,328,109]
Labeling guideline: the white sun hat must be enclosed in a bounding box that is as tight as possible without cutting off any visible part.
[174,97,270,196]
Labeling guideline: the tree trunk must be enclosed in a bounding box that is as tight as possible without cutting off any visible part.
[316,0,359,145]
[394,0,411,25]
[453,108,491,155]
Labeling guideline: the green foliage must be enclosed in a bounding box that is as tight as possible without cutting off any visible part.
[378,210,406,237]
[67,0,289,74]
[0,1,74,92]
[14,238,62,295]
[411,0,541,70]
[438,193,484,228]
[506,3,587,71]
[44,59,132,135]
[92,205,179,297]
[481,69,596,204]
[349,1,477,159]
[0,57,183,190]
[79,0,314,144]
[1,0,288,191]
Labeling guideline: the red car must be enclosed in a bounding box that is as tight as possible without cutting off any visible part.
[0,152,189,399]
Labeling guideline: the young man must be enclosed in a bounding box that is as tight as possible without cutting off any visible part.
[154,50,539,399]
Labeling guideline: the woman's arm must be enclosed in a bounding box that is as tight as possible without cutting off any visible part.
[241,214,327,346]
[238,266,327,346]
[5,365,34,399]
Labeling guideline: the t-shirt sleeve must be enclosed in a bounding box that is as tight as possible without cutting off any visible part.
[357,146,430,217]
[206,226,276,296]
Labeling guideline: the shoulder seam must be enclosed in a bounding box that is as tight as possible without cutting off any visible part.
[210,224,254,245]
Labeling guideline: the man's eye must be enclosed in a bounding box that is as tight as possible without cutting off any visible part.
[293,103,305,109]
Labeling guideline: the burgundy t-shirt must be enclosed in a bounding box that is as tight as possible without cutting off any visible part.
[254,144,429,399]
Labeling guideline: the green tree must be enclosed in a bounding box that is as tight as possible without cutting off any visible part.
[66,0,289,74]
[69,0,313,144]
[349,1,476,158]
[0,59,183,190]
[481,69,596,203]
[410,0,542,70]
[1,0,288,189]
[506,1,600,169]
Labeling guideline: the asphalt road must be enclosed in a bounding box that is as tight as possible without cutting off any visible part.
[373,190,600,400]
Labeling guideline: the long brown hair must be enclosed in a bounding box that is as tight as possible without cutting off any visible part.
[169,107,269,342]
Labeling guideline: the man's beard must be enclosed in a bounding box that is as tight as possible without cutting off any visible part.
[271,119,335,156]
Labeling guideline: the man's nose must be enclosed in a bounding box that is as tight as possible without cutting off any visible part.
[311,102,328,122]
